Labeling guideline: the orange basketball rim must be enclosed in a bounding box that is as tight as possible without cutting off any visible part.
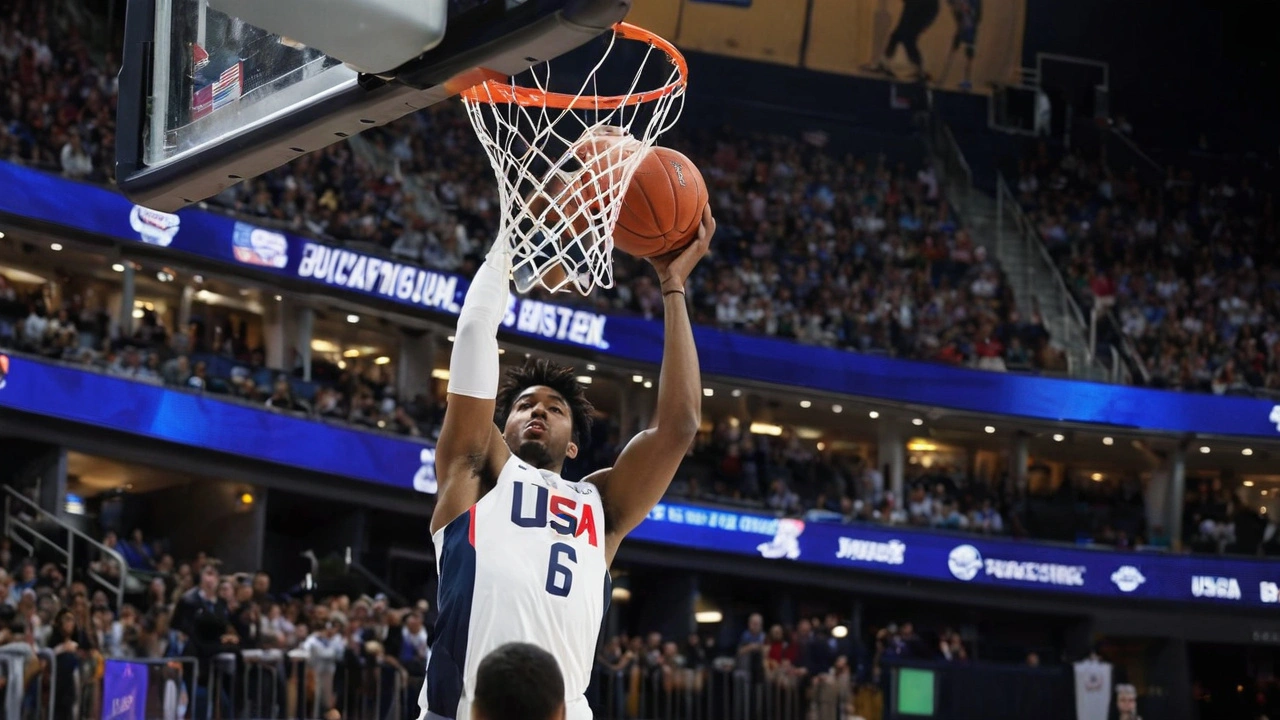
[460,23,689,110]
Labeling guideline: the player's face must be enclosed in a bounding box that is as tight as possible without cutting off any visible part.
[503,385,578,470]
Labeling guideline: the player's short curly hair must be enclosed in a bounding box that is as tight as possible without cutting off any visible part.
[473,642,564,720]
[495,358,594,446]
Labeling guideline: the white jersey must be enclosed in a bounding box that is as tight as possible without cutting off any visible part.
[418,455,609,720]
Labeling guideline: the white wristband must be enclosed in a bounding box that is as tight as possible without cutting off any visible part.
[446,248,510,399]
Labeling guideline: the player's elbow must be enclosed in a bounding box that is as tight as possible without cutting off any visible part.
[657,410,700,447]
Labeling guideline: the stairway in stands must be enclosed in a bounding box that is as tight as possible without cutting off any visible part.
[926,117,1114,381]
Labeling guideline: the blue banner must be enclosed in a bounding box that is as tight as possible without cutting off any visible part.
[630,501,1280,609]
[102,660,149,720]
[2,352,1277,608]
[2,161,1279,439]
[0,354,436,494]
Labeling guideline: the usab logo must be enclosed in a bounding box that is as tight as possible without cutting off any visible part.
[0,353,8,390]
[232,222,289,268]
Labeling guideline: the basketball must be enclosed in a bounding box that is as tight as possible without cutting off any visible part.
[611,147,708,258]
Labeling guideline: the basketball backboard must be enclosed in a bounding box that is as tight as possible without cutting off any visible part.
[116,0,631,213]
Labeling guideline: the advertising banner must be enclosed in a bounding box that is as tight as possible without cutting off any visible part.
[806,0,1026,94]
[2,353,1277,609]
[0,354,435,494]
[630,501,1280,609]
[101,660,149,720]
[1,162,1278,440]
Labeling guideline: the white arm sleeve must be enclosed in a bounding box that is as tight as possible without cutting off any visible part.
[446,247,510,400]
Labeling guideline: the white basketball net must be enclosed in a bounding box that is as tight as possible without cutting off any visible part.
[461,25,686,294]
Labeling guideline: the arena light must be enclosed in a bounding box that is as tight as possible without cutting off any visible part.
[375,356,391,365]
[817,442,826,451]
[240,492,255,506]
[193,274,204,283]
[800,400,812,408]
[1091,473,1103,482]
[343,349,360,358]
[447,335,455,343]
[346,314,360,324]
[0,231,6,239]
[575,375,593,385]
[703,388,714,397]
[611,586,632,602]
[1052,433,1065,442]
[131,309,144,319]
[431,369,450,381]
[274,294,282,301]
[1102,437,1114,446]
[867,410,877,419]
[337,360,346,370]
[1244,481,1255,487]
[1243,448,1254,456]
[749,422,783,436]
[643,380,653,389]
[695,611,723,624]
[632,375,644,383]
[111,263,125,272]
[731,389,742,397]
[310,339,339,353]
[586,364,596,371]
[911,418,924,426]
[831,625,849,639]
[984,426,996,434]
[907,440,937,452]
[49,242,63,251]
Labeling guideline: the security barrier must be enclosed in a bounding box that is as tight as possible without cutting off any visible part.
[286,650,412,720]
[591,663,881,720]
[0,647,55,720]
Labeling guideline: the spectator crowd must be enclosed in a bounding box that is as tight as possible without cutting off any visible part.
[1016,139,1280,396]
[1,0,1058,377]
[0,277,439,441]
[0,527,433,720]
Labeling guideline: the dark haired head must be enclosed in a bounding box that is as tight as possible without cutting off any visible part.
[495,359,593,471]
[472,642,565,720]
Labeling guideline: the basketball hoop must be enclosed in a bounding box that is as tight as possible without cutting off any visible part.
[460,23,688,294]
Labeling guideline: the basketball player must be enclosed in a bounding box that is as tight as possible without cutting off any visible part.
[866,0,941,82]
[418,204,716,720]
[939,0,981,91]
[472,642,566,720]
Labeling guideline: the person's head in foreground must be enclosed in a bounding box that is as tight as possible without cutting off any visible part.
[472,642,565,720]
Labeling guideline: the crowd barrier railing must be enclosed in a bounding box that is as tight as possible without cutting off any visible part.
[1,647,56,720]
[286,649,414,720]
[591,663,881,720]
[88,650,417,720]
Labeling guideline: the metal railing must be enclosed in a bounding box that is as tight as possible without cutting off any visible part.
[2,485,126,609]
[928,110,973,205]
[592,664,878,720]
[286,650,413,720]
[1,647,56,720]
[994,174,1107,379]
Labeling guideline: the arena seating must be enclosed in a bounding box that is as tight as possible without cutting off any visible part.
[1012,138,1280,398]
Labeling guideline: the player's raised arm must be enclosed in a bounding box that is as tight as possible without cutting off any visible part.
[432,244,513,535]
[593,205,715,561]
